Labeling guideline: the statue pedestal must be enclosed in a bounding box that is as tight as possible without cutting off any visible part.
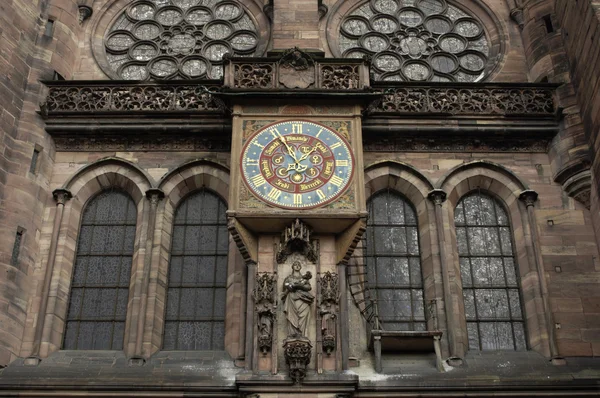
[283,336,312,383]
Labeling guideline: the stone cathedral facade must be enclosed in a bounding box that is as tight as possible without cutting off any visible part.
[1,0,600,396]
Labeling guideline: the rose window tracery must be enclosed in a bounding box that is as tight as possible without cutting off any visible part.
[338,0,491,82]
[104,0,259,80]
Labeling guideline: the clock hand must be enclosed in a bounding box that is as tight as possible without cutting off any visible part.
[277,132,299,163]
[296,147,317,163]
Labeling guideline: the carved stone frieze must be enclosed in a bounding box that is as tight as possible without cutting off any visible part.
[41,84,224,115]
[320,64,360,90]
[253,272,276,355]
[276,219,318,264]
[367,87,556,116]
[318,272,339,355]
[234,63,275,89]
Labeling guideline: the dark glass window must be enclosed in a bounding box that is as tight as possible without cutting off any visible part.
[455,192,527,351]
[64,190,137,350]
[164,189,228,350]
[365,190,425,331]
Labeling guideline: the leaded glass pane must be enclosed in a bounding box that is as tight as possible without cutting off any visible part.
[456,192,526,351]
[104,0,259,80]
[366,190,424,331]
[338,0,491,81]
[64,190,136,350]
[164,189,228,350]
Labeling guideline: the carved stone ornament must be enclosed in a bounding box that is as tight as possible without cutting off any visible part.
[253,272,276,355]
[283,337,312,384]
[318,272,339,355]
[41,84,225,115]
[367,87,556,116]
[278,48,316,89]
[276,219,318,264]
[519,190,539,207]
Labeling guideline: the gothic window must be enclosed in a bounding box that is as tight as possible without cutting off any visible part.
[104,0,260,80]
[365,190,425,331]
[164,189,228,350]
[64,191,137,350]
[455,192,527,351]
[337,0,491,82]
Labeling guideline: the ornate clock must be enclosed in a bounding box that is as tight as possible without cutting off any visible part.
[241,120,354,209]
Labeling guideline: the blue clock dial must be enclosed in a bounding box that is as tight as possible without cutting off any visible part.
[241,120,354,209]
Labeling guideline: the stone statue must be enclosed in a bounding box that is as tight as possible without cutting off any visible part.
[281,261,314,337]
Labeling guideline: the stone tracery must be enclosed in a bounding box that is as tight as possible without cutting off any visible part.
[104,0,260,80]
[337,0,492,82]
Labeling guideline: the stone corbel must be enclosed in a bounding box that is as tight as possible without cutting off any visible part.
[276,219,318,264]
[78,1,93,24]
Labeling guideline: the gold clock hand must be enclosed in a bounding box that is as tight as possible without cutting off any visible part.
[297,147,317,163]
[277,132,299,162]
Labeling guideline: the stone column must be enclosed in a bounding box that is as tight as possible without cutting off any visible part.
[427,189,461,363]
[519,190,564,364]
[131,189,164,363]
[245,261,257,371]
[337,262,349,371]
[26,189,72,365]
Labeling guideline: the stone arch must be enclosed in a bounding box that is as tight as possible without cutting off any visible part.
[437,161,551,357]
[36,158,153,357]
[144,159,241,357]
[360,161,450,354]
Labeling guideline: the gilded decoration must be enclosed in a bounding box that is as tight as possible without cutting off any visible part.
[239,184,267,209]
[325,186,355,210]
[242,119,275,141]
[337,0,493,82]
[319,121,352,142]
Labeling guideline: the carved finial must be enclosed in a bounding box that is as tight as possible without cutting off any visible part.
[276,219,318,264]
[519,190,539,207]
[52,189,72,205]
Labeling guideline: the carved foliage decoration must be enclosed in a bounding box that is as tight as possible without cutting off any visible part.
[338,0,492,82]
[276,219,319,264]
[368,87,556,115]
[253,272,276,354]
[103,0,260,80]
[234,63,275,88]
[318,271,339,355]
[320,64,360,89]
[41,85,224,114]
[283,338,312,384]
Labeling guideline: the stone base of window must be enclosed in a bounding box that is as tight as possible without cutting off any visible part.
[370,330,444,373]
[551,356,567,366]
[23,356,41,367]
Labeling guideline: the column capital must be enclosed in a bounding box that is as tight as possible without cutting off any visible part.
[52,189,72,205]
[145,189,165,205]
[427,189,447,206]
[519,190,539,207]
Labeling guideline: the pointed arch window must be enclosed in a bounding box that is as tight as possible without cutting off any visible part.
[455,192,527,351]
[365,190,425,331]
[164,189,228,350]
[64,190,137,350]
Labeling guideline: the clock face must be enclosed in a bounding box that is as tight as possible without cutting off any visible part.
[241,120,354,209]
